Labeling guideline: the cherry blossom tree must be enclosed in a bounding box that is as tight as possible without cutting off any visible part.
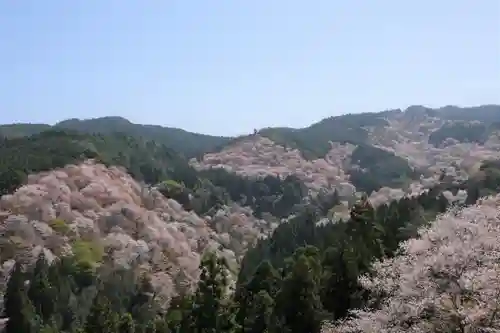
[323,194,500,333]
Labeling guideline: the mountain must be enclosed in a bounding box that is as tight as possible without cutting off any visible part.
[192,105,500,196]
[2,105,499,159]
[0,104,500,332]
[2,104,499,211]
[0,117,232,159]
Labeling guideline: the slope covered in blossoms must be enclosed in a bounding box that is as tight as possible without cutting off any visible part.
[191,105,500,200]
[322,194,500,333]
[0,160,271,307]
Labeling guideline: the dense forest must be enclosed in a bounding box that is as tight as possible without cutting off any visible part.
[258,113,388,160]
[428,122,500,146]
[1,106,500,332]
[0,117,231,159]
[0,130,306,219]
[3,105,498,162]
[2,156,499,333]
[347,144,417,193]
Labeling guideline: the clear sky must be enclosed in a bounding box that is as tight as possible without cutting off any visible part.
[1,1,499,136]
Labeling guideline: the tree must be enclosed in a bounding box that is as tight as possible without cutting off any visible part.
[190,252,237,333]
[129,274,157,328]
[3,262,35,333]
[324,196,500,332]
[28,253,57,324]
[465,185,480,205]
[273,250,324,333]
[118,313,135,333]
[84,294,119,333]
[236,260,280,332]
[320,247,362,320]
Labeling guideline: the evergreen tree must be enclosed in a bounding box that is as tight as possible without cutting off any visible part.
[28,253,57,324]
[84,293,118,333]
[273,252,323,333]
[465,185,480,205]
[118,313,136,333]
[4,262,35,333]
[320,247,362,319]
[235,260,279,332]
[129,273,157,329]
[190,252,235,333]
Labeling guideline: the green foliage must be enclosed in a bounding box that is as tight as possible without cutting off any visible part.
[4,262,35,333]
[0,129,202,194]
[2,160,499,333]
[71,240,104,266]
[189,252,237,333]
[437,105,500,123]
[0,123,52,138]
[53,116,233,159]
[0,130,100,194]
[348,144,416,193]
[28,254,57,323]
[0,129,307,220]
[84,294,119,333]
[49,219,70,235]
[428,122,497,146]
[273,252,324,333]
[259,112,388,159]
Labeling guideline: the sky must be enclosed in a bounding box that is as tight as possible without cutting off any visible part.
[0,1,499,136]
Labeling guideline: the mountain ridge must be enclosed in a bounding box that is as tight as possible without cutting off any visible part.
[2,105,499,157]
[2,104,499,200]
[1,104,500,332]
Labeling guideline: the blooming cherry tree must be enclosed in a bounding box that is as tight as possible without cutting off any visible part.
[323,194,500,333]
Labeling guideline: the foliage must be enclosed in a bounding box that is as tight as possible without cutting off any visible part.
[428,121,498,146]
[0,129,308,219]
[348,144,416,193]
[1,108,500,332]
[324,196,500,332]
[0,117,232,159]
[259,112,388,159]
[0,124,52,139]
[437,104,500,123]
[0,130,191,195]
[1,160,499,332]
[71,240,104,266]
[0,131,100,195]
[49,219,70,235]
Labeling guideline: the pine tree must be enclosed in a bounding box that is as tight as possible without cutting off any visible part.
[4,262,35,333]
[320,247,362,319]
[28,253,57,324]
[273,253,323,333]
[236,260,279,332]
[346,196,384,266]
[84,293,118,333]
[465,185,480,205]
[118,313,135,333]
[129,273,156,329]
[191,252,235,333]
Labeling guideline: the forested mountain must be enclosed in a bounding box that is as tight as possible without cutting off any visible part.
[0,104,500,332]
[0,117,232,159]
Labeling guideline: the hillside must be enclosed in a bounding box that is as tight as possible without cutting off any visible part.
[1,154,499,332]
[192,104,500,196]
[2,104,499,170]
[0,117,232,159]
[0,130,194,195]
[1,104,500,332]
[0,160,271,297]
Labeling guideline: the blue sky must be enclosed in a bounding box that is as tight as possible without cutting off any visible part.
[1,1,499,136]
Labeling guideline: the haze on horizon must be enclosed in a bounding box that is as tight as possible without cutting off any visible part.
[1,1,499,136]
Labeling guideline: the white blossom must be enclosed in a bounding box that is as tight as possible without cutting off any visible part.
[322,194,500,333]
